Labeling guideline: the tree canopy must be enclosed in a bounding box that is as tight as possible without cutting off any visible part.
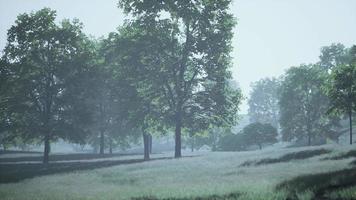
[0,8,94,163]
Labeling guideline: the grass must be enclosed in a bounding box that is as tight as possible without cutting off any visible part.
[277,166,356,199]
[0,157,169,183]
[0,152,141,163]
[0,144,355,200]
[239,148,331,167]
[323,149,356,160]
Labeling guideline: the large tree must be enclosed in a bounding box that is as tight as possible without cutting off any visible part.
[279,64,335,145]
[1,8,93,163]
[326,45,356,144]
[248,77,280,129]
[118,0,242,158]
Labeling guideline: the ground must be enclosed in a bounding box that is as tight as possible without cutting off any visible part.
[0,144,356,200]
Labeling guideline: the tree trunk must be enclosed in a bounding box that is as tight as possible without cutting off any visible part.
[175,112,182,158]
[109,139,113,154]
[258,144,262,150]
[349,109,353,145]
[191,136,194,152]
[99,131,104,155]
[306,122,312,146]
[43,133,50,164]
[148,134,152,154]
[143,132,150,160]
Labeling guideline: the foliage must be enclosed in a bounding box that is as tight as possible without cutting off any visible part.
[325,45,356,144]
[279,64,337,145]
[326,62,356,116]
[319,43,350,70]
[248,78,280,129]
[217,133,248,151]
[118,0,242,157]
[242,122,278,150]
[0,8,93,162]
[83,38,141,154]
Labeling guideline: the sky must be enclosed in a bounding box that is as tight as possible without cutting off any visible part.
[1,0,356,114]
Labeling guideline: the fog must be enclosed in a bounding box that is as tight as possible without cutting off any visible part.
[0,1,355,200]
[2,0,356,113]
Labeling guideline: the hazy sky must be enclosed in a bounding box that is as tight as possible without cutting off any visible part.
[1,0,356,114]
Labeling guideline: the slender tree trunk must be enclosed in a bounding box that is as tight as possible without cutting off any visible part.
[99,131,104,155]
[175,111,182,158]
[212,133,217,151]
[306,121,312,146]
[143,132,150,160]
[258,144,262,150]
[349,109,353,145]
[109,139,113,154]
[191,136,194,152]
[148,134,152,154]
[43,133,50,164]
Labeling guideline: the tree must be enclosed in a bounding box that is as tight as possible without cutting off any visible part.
[118,0,242,158]
[279,64,335,145]
[326,45,356,144]
[217,132,247,151]
[242,122,278,150]
[319,43,349,70]
[248,77,280,129]
[100,28,165,160]
[1,8,93,163]
[80,38,140,155]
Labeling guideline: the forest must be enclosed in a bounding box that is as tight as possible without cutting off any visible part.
[0,0,355,200]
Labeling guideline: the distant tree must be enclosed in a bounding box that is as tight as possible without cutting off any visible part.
[100,27,166,160]
[81,38,140,155]
[118,0,242,158]
[242,122,278,150]
[185,126,232,152]
[1,8,93,163]
[326,45,356,144]
[279,65,337,145]
[248,77,280,129]
[217,133,247,151]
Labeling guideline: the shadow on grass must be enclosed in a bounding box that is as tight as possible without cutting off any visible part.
[276,163,356,200]
[240,149,331,167]
[0,156,180,183]
[0,152,141,163]
[322,150,356,161]
[131,192,242,200]
[0,150,42,154]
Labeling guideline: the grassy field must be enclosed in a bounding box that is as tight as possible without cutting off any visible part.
[0,144,356,200]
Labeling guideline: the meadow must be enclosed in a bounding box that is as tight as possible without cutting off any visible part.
[0,144,356,200]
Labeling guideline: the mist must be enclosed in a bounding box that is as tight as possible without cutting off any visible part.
[0,1,355,200]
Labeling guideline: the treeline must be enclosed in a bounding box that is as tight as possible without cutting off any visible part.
[187,44,355,152]
[247,43,356,147]
[0,0,243,163]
